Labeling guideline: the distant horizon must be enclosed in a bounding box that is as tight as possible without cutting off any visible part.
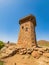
[0,39,49,43]
[0,0,49,42]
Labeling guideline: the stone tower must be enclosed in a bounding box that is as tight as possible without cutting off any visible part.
[18,15,37,47]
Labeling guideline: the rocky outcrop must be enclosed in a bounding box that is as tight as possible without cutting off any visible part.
[0,45,49,59]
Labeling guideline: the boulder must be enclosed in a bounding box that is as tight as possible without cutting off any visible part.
[1,47,7,52]
[43,53,49,58]
[38,51,43,55]
[32,51,41,59]
[33,48,39,51]
[23,50,27,54]
[27,48,32,54]
[42,48,48,51]
[19,48,27,55]
[38,48,45,53]
[1,48,18,59]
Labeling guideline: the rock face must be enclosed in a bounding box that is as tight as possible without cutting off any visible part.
[18,15,37,48]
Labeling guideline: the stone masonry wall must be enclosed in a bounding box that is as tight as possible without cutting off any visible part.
[18,21,36,48]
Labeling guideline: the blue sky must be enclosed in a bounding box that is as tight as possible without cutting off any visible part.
[0,0,49,42]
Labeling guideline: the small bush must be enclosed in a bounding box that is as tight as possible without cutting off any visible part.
[0,61,4,65]
[0,41,4,49]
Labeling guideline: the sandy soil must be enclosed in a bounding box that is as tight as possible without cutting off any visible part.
[2,54,49,65]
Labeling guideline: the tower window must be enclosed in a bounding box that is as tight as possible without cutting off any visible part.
[26,27,28,31]
[22,26,24,29]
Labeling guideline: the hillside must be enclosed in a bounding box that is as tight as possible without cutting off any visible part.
[38,40,49,47]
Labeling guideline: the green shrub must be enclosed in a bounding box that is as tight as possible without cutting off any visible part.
[0,61,4,65]
[0,41,4,49]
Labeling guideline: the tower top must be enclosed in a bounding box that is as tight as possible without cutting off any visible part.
[19,14,36,26]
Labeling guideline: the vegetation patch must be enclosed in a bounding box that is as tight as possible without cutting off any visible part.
[0,61,4,65]
[0,41,4,49]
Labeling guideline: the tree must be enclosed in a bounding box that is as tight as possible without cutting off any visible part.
[0,41,4,49]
